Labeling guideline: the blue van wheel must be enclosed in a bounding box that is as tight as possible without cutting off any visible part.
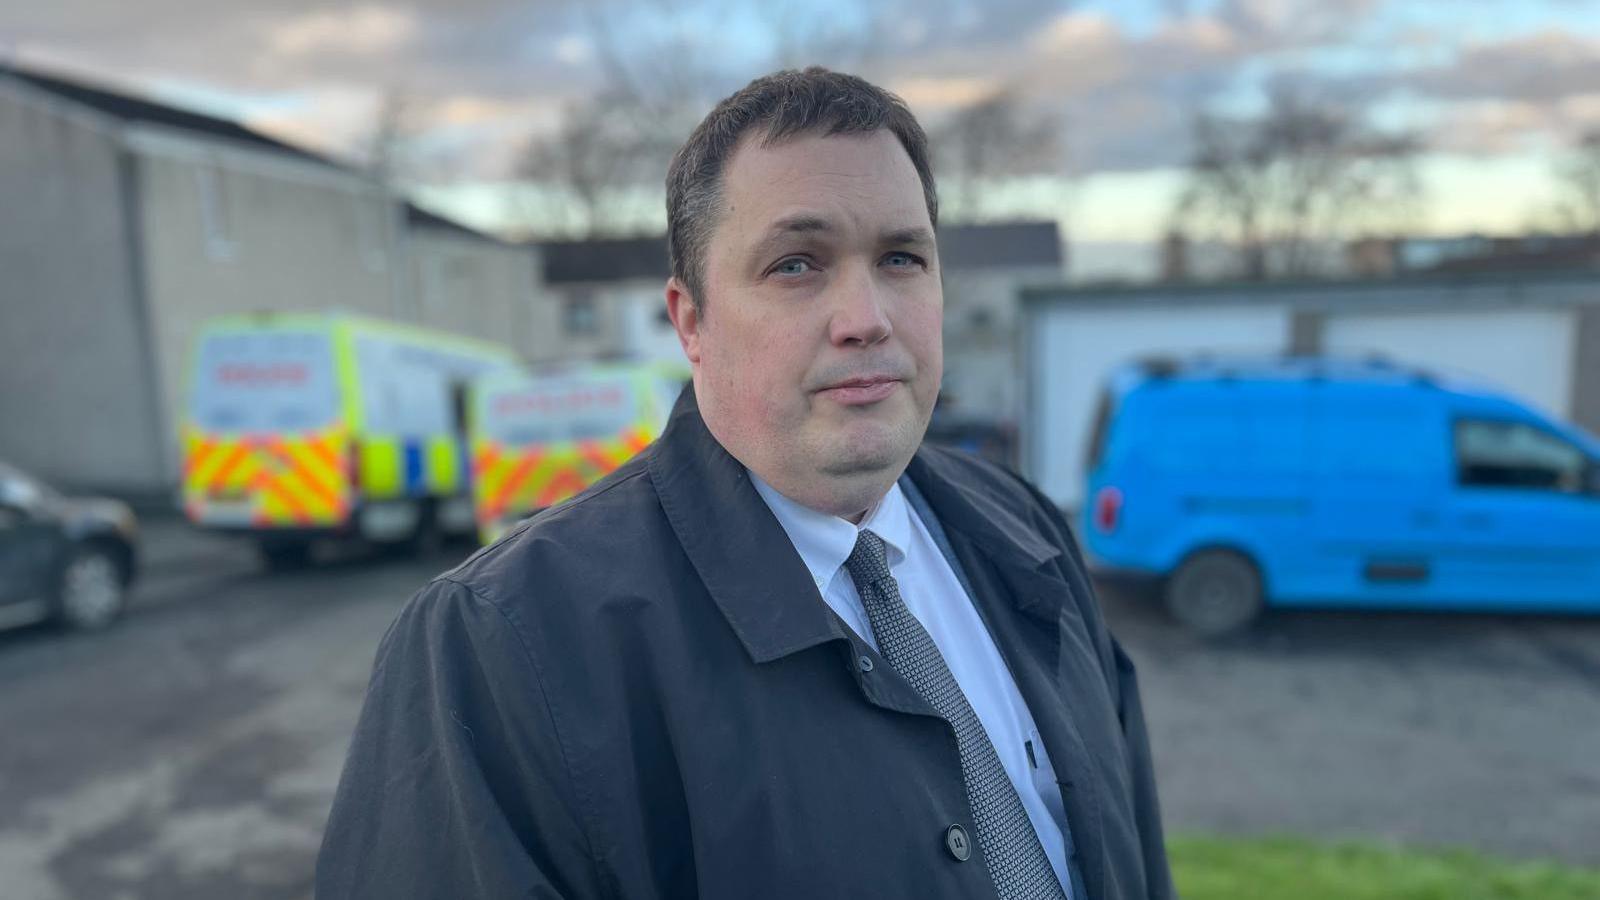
[1165,549,1263,637]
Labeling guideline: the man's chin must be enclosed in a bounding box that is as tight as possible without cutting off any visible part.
[816,423,919,479]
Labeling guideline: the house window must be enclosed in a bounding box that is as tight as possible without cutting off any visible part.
[565,294,598,336]
[195,164,237,260]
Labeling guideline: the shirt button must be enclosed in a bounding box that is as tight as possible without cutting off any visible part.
[944,824,971,861]
[857,655,874,672]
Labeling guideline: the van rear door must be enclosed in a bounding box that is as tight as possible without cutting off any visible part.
[469,370,653,541]
[184,329,347,528]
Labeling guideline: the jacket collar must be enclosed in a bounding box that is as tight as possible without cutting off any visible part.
[649,384,1067,663]
[648,385,849,663]
[904,448,1060,572]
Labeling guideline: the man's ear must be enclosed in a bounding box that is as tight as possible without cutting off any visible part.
[665,277,703,365]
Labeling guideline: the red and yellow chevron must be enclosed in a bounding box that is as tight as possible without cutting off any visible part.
[181,426,353,528]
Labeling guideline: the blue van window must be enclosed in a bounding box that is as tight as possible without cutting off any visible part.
[1456,419,1588,493]
[1085,388,1116,472]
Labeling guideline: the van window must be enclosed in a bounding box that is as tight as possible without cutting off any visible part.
[1085,388,1115,473]
[1455,419,1588,493]
[190,331,338,433]
[355,336,506,437]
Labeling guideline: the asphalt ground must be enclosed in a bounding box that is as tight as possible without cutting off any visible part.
[0,519,1595,899]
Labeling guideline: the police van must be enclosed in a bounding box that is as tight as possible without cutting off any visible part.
[180,313,520,567]
[467,363,686,544]
[1082,356,1600,635]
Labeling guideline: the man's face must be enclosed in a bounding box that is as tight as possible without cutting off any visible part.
[667,129,943,520]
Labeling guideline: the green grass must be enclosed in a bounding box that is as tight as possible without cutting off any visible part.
[1169,835,1600,900]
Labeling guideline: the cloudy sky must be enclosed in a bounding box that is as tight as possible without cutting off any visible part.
[5,0,1600,253]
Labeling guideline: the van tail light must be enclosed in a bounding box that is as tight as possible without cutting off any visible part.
[1093,486,1123,534]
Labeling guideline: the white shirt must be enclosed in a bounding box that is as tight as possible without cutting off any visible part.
[750,472,1073,894]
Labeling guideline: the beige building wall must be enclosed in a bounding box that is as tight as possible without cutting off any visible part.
[130,127,401,481]
[538,283,635,363]
[409,232,559,363]
[942,266,1063,425]
[0,81,167,494]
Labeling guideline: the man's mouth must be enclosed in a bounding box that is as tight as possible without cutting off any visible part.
[817,376,902,406]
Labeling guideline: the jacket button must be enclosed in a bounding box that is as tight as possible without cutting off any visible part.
[857,655,874,672]
[944,824,971,861]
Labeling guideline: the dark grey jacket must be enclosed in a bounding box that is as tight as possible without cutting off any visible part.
[316,386,1175,899]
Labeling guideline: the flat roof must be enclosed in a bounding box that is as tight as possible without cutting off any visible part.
[406,204,510,246]
[2,62,350,172]
[1023,268,1600,312]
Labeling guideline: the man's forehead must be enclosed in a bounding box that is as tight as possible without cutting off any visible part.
[754,212,934,245]
[724,129,918,189]
[718,131,928,234]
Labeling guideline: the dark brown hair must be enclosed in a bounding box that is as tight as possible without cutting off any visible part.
[665,67,939,309]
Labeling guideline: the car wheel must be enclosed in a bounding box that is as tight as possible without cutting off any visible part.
[56,544,127,631]
[258,538,313,571]
[1165,549,1263,637]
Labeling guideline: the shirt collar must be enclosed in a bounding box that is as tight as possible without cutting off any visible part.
[749,471,912,590]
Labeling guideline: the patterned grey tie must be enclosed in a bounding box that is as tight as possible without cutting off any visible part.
[845,530,1068,900]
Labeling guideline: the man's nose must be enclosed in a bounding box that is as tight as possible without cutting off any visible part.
[827,261,892,347]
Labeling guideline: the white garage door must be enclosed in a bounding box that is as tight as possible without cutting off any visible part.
[1027,304,1291,509]
[1324,309,1575,419]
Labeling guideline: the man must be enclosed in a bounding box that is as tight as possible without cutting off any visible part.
[318,68,1173,900]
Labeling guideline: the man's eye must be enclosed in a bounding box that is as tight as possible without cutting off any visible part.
[883,252,925,269]
[772,257,813,276]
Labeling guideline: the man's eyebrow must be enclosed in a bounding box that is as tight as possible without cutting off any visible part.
[766,214,833,237]
[747,215,834,262]
[882,227,935,247]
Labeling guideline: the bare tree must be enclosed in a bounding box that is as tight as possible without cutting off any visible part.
[753,0,876,72]
[512,1,749,237]
[365,88,416,188]
[930,89,1065,222]
[1174,85,1423,280]
[515,88,679,237]
[1554,129,1600,235]
[512,0,880,238]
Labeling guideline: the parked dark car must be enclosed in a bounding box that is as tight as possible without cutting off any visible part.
[0,461,138,632]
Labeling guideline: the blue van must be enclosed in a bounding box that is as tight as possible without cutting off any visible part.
[1082,356,1600,635]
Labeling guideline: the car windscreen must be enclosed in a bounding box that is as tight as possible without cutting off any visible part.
[190,330,340,434]
[479,374,641,448]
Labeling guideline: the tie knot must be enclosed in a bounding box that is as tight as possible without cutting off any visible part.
[845,529,892,585]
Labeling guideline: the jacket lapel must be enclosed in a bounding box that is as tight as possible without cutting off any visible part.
[647,384,848,664]
[647,387,957,719]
